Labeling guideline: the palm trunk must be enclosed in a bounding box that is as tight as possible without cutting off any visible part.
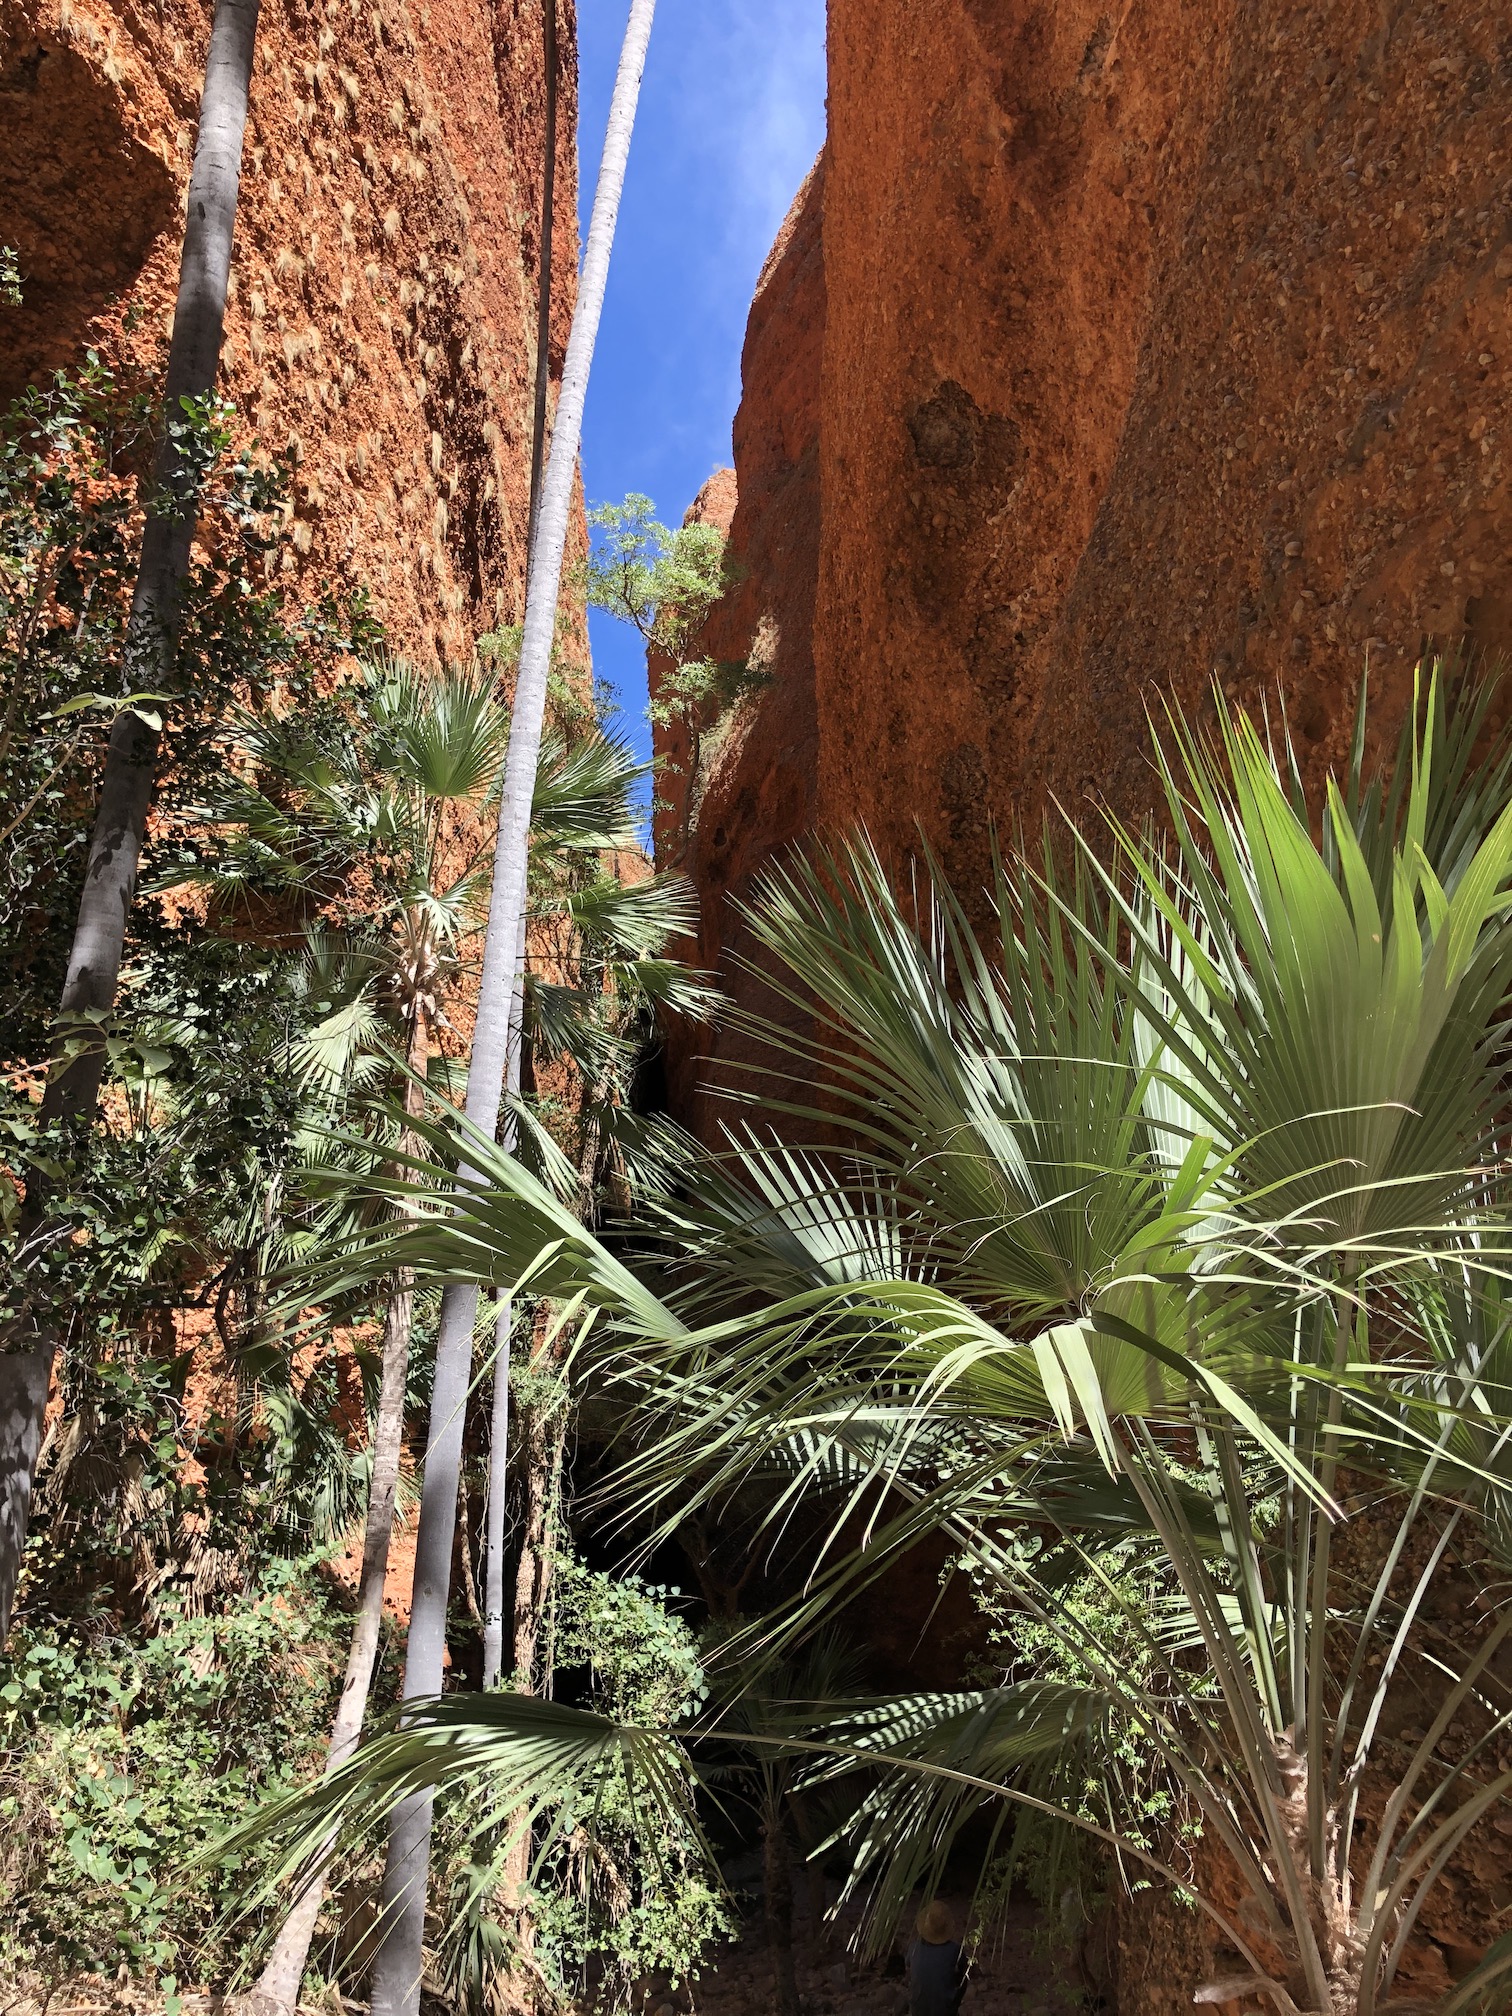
[482,907,530,1690]
[480,1295,513,1692]
[510,1363,562,1694]
[367,11,657,2012]
[253,1015,429,2012]
[496,1345,565,1977]
[525,0,558,560]
[482,0,555,1686]
[762,1798,800,2016]
[0,0,261,1653]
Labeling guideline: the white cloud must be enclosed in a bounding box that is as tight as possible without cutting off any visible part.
[641,0,826,302]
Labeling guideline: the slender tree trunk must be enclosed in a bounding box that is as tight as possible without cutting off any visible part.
[525,0,558,562]
[763,1799,801,2016]
[496,1339,564,1982]
[0,0,261,1652]
[252,1016,429,2013]
[509,1361,562,1694]
[367,12,657,2012]
[483,0,554,1685]
[0,1349,50,1642]
[43,0,260,1127]
[483,910,530,1689]
[480,1292,513,1691]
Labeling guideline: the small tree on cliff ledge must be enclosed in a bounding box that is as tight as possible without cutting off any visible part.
[584,492,760,857]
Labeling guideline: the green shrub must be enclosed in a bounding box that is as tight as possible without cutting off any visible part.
[0,1558,345,1985]
[437,1556,731,2014]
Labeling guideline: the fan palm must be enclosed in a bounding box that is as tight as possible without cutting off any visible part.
[164,654,511,2007]
[177,659,700,2006]
[379,10,660,2006]
[238,662,1512,2016]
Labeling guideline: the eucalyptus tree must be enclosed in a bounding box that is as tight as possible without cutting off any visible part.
[44,0,262,1125]
[245,664,1512,2016]
[582,492,753,859]
[1,0,263,1647]
[364,6,658,2008]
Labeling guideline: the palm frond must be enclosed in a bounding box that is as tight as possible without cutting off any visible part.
[531,730,646,852]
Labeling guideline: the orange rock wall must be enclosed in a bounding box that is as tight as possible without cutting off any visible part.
[0,0,579,661]
[657,5,1512,1999]
[1,0,580,1625]
[653,157,824,1129]
[823,0,1512,873]
[663,0,1512,1017]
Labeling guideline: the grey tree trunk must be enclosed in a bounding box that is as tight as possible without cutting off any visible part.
[0,1349,50,1641]
[0,0,261,1653]
[251,1018,429,2012]
[485,0,556,1682]
[479,1294,513,1692]
[482,909,529,1691]
[43,0,261,1128]
[366,8,658,2011]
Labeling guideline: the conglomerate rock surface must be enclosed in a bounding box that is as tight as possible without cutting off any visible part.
[653,5,1512,2002]
[0,0,582,1622]
[660,0,1512,1131]
[0,0,578,661]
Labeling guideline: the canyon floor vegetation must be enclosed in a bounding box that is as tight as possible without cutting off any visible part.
[0,355,720,2006]
[242,662,1512,2016]
[6,332,1512,2016]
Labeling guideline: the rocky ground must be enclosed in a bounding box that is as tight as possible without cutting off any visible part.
[0,1870,1097,2016]
[665,1862,1095,2016]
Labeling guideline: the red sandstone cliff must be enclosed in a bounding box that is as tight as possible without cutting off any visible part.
[0,0,581,1626]
[662,0,1512,1113]
[0,0,579,660]
[659,8,1512,1997]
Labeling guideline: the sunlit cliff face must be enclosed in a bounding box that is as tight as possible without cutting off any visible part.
[657,0,1512,1155]
[0,0,583,663]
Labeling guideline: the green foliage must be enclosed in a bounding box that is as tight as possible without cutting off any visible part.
[271,658,1512,2016]
[0,245,20,306]
[1,358,152,1047]
[519,1558,728,2008]
[0,357,717,2009]
[582,493,764,848]
[476,614,601,734]
[0,362,389,1638]
[583,494,728,669]
[961,1542,1197,1919]
[553,1555,709,1728]
[1,927,387,1620]
[0,1559,345,1983]
[0,358,376,1063]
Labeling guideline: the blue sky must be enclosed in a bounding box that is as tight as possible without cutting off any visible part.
[574,0,827,772]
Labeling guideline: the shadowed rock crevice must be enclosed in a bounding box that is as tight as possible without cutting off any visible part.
[0,40,177,405]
